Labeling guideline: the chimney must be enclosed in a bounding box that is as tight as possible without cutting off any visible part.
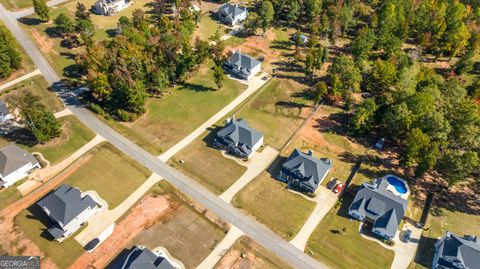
[307,149,313,156]
[232,114,236,121]
[226,117,231,124]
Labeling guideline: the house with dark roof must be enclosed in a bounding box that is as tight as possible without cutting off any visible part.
[433,232,480,269]
[117,246,183,269]
[213,117,263,159]
[348,177,408,240]
[277,149,332,193]
[225,51,261,80]
[0,144,40,188]
[0,100,13,123]
[217,3,248,25]
[37,184,98,241]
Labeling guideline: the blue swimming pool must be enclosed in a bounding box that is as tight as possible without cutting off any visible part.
[386,176,408,194]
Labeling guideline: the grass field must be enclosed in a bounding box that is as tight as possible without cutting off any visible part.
[128,198,225,268]
[232,158,316,240]
[64,143,151,209]
[170,129,246,195]
[0,178,26,210]
[0,75,64,112]
[214,236,296,269]
[305,195,395,269]
[0,0,33,10]
[194,13,227,41]
[409,207,480,269]
[113,61,246,153]
[15,204,85,268]
[30,115,95,164]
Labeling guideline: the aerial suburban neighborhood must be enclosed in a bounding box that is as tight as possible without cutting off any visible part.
[0,0,479,269]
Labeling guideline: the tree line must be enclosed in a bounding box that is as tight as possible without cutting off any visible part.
[0,24,22,80]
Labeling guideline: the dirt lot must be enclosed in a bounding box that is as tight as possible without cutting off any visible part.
[215,236,295,269]
[69,195,172,269]
[127,200,226,269]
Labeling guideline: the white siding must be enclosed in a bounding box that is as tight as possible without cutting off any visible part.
[59,206,98,239]
[0,162,40,187]
[251,136,263,153]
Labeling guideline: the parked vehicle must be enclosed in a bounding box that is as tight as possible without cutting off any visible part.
[403,229,412,242]
[327,178,338,190]
[374,138,385,150]
[333,182,345,194]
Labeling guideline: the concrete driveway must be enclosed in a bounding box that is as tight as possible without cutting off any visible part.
[219,146,278,203]
[290,186,338,251]
[390,223,423,269]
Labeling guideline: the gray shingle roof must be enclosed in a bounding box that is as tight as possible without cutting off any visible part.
[227,52,261,77]
[435,232,480,269]
[217,119,263,154]
[348,179,407,238]
[121,246,174,269]
[0,144,39,178]
[37,184,97,226]
[0,101,10,116]
[218,3,247,21]
[281,149,332,191]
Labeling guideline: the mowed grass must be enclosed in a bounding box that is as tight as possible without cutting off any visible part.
[64,143,151,209]
[117,61,246,152]
[409,208,480,269]
[0,75,64,112]
[30,115,95,164]
[232,158,316,240]
[0,0,33,10]
[236,78,312,149]
[171,130,246,195]
[0,178,26,210]
[214,236,295,269]
[194,13,227,41]
[15,205,85,268]
[305,195,395,269]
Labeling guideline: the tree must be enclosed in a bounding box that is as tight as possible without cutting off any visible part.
[33,0,49,21]
[7,91,60,143]
[400,128,431,167]
[75,2,90,20]
[454,49,475,75]
[212,63,224,90]
[351,26,375,61]
[314,82,327,105]
[367,59,397,94]
[437,150,479,184]
[328,55,362,94]
[287,0,301,26]
[259,1,274,32]
[0,24,22,79]
[304,0,322,21]
[350,99,378,135]
[243,13,259,36]
[54,13,75,37]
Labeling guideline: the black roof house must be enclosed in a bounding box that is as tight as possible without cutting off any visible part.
[119,246,175,269]
[433,232,480,269]
[277,149,332,193]
[214,118,263,158]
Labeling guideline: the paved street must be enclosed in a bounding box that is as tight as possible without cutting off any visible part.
[0,4,330,268]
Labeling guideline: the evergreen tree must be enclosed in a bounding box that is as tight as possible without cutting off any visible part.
[32,0,49,21]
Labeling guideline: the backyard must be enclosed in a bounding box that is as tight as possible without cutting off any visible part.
[63,143,151,209]
[305,195,395,269]
[30,115,95,164]
[0,75,64,112]
[0,0,32,10]
[232,158,316,240]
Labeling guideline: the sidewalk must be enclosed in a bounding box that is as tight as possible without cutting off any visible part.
[0,69,40,91]
[195,226,244,269]
[290,187,337,251]
[17,135,105,195]
[219,146,278,203]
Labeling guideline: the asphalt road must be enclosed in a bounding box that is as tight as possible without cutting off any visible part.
[0,5,329,269]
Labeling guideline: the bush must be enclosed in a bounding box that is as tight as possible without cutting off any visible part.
[89,102,106,115]
[116,109,132,122]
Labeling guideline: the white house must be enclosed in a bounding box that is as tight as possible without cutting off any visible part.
[225,51,261,80]
[218,3,248,25]
[0,144,40,188]
[37,184,98,242]
[93,0,131,16]
[0,101,13,123]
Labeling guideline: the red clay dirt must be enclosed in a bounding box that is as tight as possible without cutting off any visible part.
[69,195,173,269]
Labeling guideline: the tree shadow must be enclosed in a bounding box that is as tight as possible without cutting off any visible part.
[412,235,437,268]
[3,128,37,147]
[202,125,223,149]
[178,82,213,92]
[106,29,118,38]
[44,27,60,38]
[275,101,310,110]
[270,39,293,51]
[63,63,83,79]
[18,17,43,26]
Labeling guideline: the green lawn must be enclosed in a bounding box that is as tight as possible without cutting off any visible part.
[15,205,85,268]
[236,78,312,149]
[29,115,95,164]
[409,208,480,269]
[0,178,26,210]
[64,143,151,209]
[0,75,64,112]
[232,158,316,240]
[305,195,395,269]
[0,0,33,10]
[112,61,246,153]
[170,130,247,195]
[194,14,227,41]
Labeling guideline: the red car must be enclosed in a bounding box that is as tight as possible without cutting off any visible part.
[333,182,345,194]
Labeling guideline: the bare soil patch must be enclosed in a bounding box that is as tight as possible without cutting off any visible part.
[31,28,57,56]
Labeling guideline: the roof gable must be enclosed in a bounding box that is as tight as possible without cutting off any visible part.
[0,144,38,177]
[122,247,175,269]
[438,233,480,269]
[227,52,261,74]
[282,149,332,188]
[217,119,263,149]
[218,3,247,19]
